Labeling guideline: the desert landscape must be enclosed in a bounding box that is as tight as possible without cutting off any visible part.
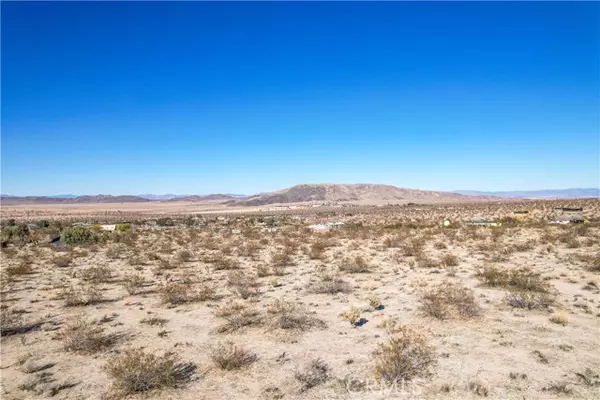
[1,193,599,400]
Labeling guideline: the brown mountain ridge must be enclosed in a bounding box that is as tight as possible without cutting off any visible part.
[232,184,502,206]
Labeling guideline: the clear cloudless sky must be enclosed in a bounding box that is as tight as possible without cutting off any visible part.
[1,1,599,196]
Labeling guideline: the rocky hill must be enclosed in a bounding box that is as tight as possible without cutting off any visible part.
[233,184,501,206]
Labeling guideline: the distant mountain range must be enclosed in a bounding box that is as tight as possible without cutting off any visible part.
[453,188,599,199]
[1,186,597,206]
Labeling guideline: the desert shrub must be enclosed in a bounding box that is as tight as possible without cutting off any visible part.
[584,254,600,272]
[467,380,490,397]
[238,241,261,258]
[311,271,351,294]
[308,241,328,260]
[419,282,481,320]
[341,307,361,327]
[122,274,146,295]
[402,239,425,257]
[227,271,260,299]
[116,223,132,232]
[61,317,115,353]
[156,218,175,227]
[505,292,555,310]
[0,308,40,337]
[416,255,441,269]
[549,310,569,326]
[80,266,113,283]
[206,254,240,270]
[105,348,192,396]
[267,298,325,331]
[209,341,257,370]
[542,381,573,395]
[140,317,168,326]
[215,308,263,334]
[128,254,145,266]
[160,282,193,305]
[476,265,551,293]
[270,250,292,267]
[295,358,329,392]
[52,255,73,268]
[196,282,217,301]
[339,256,372,273]
[441,253,459,267]
[256,264,271,277]
[433,241,448,250]
[61,226,98,244]
[62,285,103,307]
[157,257,180,270]
[106,245,126,260]
[373,325,437,383]
[384,235,402,248]
[368,294,383,310]
[214,302,246,318]
[5,262,34,276]
[176,250,192,263]
[1,224,30,246]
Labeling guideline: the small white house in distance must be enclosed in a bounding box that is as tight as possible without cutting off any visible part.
[550,215,585,225]
[100,224,116,232]
[308,222,345,231]
[309,224,329,231]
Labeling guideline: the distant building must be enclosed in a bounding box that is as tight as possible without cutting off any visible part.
[469,219,502,227]
[550,215,585,224]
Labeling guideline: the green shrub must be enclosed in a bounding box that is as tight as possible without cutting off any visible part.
[1,224,30,246]
[61,226,98,244]
[116,223,132,232]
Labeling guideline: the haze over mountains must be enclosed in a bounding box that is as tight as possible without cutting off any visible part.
[453,188,600,199]
[1,185,597,206]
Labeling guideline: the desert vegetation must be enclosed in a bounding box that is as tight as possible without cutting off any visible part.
[1,198,599,399]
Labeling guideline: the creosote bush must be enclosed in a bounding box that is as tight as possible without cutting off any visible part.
[61,317,114,353]
[267,298,325,331]
[105,348,191,396]
[61,226,99,244]
[227,271,260,299]
[52,255,73,268]
[122,274,146,295]
[505,291,555,310]
[311,270,351,294]
[294,358,330,392]
[341,307,361,327]
[80,265,113,283]
[209,341,257,370]
[419,282,481,320]
[339,256,372,273]
[374,325,437,383]
[62,285,103,307]
[476,265,552,293]
[160,282,193,305]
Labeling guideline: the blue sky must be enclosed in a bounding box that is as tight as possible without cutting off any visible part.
[2,2,599,196]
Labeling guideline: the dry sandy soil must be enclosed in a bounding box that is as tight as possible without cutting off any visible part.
[1,200,599,400]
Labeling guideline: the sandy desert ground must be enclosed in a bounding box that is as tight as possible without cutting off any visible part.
[1,199,599,400]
